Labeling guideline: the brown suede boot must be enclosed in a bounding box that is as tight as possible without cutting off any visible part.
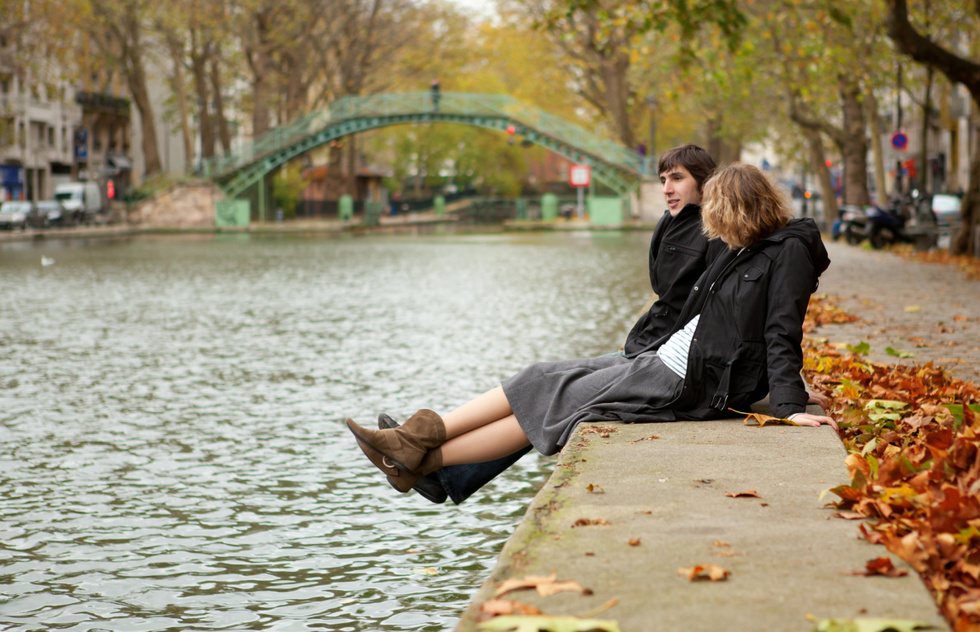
[386,448,443,493]
[346,409,446,488]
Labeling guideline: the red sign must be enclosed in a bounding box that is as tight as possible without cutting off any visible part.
[569,164,591,188]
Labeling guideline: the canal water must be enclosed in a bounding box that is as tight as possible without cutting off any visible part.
[0,230,651,631]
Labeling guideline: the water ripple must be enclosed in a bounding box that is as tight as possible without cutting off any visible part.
[0,231,649,630]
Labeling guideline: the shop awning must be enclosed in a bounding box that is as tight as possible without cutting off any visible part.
[107,154,133,170]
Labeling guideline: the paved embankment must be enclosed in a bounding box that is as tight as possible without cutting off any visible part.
[817,240,980,383]
[453,405,947,631]
[454,239,979,631]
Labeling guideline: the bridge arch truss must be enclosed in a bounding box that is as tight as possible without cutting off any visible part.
[202,92,648,199]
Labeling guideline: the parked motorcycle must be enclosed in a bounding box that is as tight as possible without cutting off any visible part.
[838,204,871,245]
[841,197,936,250]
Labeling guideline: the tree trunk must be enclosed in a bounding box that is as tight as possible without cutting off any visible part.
[210,57,231,153]
[190,39,214,159]
[345,135,357,197]
[866,90,888,205]
[125,29,161,177]
[704,115,740,166]
[165,33,194,173]
[129,63,162,177]
[919,66,933,192]
[839,76,870,206]
[952,146,980,255]
[806,129,837,229]
[247,10,274,137]
[601,51,634,148]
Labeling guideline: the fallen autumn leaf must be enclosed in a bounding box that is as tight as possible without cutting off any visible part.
[677,564,730,582]
[494,573,589,598]
[724,490,761,498]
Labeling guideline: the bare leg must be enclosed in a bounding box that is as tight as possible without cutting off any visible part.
[440,415,531,466]
[441,386,513,439]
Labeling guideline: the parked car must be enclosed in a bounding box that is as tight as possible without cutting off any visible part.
[36,200,69,226]
[54,181,105,224]
[929,193,962,228]
[0,200,44,230]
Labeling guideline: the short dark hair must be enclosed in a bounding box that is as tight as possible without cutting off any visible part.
[657,144,717,191]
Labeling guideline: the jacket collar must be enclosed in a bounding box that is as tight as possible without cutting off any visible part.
[746,218,830,276]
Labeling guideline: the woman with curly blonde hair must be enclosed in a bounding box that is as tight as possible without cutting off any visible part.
[347,163,835,498]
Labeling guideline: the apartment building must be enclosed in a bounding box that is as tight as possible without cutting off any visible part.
[0,73,81,201]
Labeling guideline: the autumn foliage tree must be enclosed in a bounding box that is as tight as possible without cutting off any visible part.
[884,0,980,256]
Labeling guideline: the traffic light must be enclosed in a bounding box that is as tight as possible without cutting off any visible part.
[825,159,832,168]
[506,125,516,135]
[107,179,115,199]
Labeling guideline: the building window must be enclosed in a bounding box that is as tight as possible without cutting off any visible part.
[0,117,13,146]
[48,126,53,147]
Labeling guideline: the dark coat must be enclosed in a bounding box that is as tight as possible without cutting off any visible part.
[624,204,726,357]
[669,218,831,420]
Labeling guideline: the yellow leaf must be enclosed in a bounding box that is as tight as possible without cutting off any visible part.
[412,567,438,576]
[880,484,918,502]
[730,408,799,427]
[494,572,588,598]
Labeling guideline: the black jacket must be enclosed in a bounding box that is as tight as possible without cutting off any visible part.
[667,218,830,420]
[624,204,726,357]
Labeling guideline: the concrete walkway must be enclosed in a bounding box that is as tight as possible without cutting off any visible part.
[454,408,947,631]
[453,240,977,631]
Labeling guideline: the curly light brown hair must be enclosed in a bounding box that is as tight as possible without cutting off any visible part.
[701,163,792,249]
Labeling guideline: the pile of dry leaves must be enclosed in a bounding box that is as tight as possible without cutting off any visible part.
[891,244,980,281]
[803,296,980,631]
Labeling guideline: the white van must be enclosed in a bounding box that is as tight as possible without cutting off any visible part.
[54,182,105,223]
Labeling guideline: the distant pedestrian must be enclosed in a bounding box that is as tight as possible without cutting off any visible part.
[346,163,836,498]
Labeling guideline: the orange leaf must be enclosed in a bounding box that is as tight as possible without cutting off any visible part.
[724,490,761,498]
[847,557,909,578]
[677,564,731,582]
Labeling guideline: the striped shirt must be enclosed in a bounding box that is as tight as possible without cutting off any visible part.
[658,314,700,379]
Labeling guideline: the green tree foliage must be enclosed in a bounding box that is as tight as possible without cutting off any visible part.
[358,4,585,198]
[272,162,310,217]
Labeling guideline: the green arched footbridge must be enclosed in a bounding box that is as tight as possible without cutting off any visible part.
[201,92,647,199]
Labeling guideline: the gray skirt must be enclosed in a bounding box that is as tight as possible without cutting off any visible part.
[501,352,685,456]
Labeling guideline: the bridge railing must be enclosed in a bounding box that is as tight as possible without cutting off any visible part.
[201,92,645,181]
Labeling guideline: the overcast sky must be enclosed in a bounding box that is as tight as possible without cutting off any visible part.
[449,0,497,19]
